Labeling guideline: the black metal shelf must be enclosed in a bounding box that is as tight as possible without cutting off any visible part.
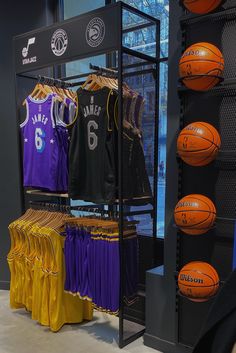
[177,291,218,303]
[25,189,154,207]
[178,77,236,96]
[217,216,236,223]
[177,155,236,172]
[214,151,236,170]
[174,217,236,231]
[180,5,236,26]
[26,189,69,198]
[29,200,153,218]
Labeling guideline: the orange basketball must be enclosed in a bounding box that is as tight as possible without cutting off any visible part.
[182,0,223,14]
[177,122,221,166]
[174,194,216,235]
[179,42,224,91]
[178,261,220,302]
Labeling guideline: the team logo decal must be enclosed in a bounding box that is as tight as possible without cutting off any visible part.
[51,29,68,56]
[86,17,105,48]
[22,37,35,58]
[22,37,37,65]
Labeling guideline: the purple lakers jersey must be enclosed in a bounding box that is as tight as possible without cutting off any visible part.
[20,94,60,191]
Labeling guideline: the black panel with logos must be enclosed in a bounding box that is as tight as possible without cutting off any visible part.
[14,4,119,74]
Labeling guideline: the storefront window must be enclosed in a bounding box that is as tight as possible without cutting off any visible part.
[63,0,169,238]
[63,0,106,75]
[64,0,105,18]
[121,0,169,237]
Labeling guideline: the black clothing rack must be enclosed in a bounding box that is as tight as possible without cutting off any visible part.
[29,200,106,214]
[28,200,126,218]
[18,61,157,88]
[89,63,118,77]
[13,2,160,348]
[28,201,145,223]
[37,75,73,88]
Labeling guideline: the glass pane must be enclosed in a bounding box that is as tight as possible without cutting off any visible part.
[66,55,106,79]
[121,0,169,238]
[122,0,169,58]
[63,0,106,79]
[120,50,157,343]
[63,0,106,208]
[158,61,168,237]
[122,54,156,238]
[122,10,157,58]
[64,0,105,19]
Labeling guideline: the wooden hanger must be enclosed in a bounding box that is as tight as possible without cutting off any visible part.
[82,74,102,90]
[22,83,48,105]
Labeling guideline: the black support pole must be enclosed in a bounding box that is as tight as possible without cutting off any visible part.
[153,19,160,265]
[118,2,124,348]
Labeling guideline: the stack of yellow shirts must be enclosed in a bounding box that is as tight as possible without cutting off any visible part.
[7,208,93,332]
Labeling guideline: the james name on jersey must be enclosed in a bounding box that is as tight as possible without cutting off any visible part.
[83,96,102,118]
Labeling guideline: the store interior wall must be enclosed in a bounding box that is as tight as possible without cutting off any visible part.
[0,1,58,289]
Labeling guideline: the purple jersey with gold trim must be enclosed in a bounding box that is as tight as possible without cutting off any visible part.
[20,94,60,191]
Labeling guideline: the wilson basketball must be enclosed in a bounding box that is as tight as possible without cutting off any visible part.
[174,194,216,235]
[182,0,223,14]
[178,261,220,302]
[179,42,224,91]
[177,122,221,166]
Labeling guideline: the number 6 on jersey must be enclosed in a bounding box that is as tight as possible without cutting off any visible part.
[35,127,46,153]
[87,120,98,151]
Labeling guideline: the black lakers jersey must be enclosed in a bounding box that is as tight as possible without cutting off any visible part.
[122,126,152,200]
[69,87,117,203]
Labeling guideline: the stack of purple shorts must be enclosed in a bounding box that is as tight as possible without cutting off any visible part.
[64,224,138,314]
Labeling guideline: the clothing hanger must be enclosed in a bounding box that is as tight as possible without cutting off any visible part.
[87,75,102,90]
[82,74,102,90]
[22,83,49,105]
[33,83,53,100]
[81,74,95,89]
[27,209,54,274]
[40,204,71,230]
[103,76,118,90]
[63,87,75,101]
[65,217,118,230]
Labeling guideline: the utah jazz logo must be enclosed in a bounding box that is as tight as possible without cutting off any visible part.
[51,29,68,56]
[22,37,37,65]
[86,17,105,48]
[22,37,35,58]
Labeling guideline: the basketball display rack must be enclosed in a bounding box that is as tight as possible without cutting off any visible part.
[144,1,236,352]
[13,2,160,348]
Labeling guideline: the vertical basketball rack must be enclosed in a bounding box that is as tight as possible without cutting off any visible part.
[13,2,160,348]
[177,1,236,348]
[144,1,236,353]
